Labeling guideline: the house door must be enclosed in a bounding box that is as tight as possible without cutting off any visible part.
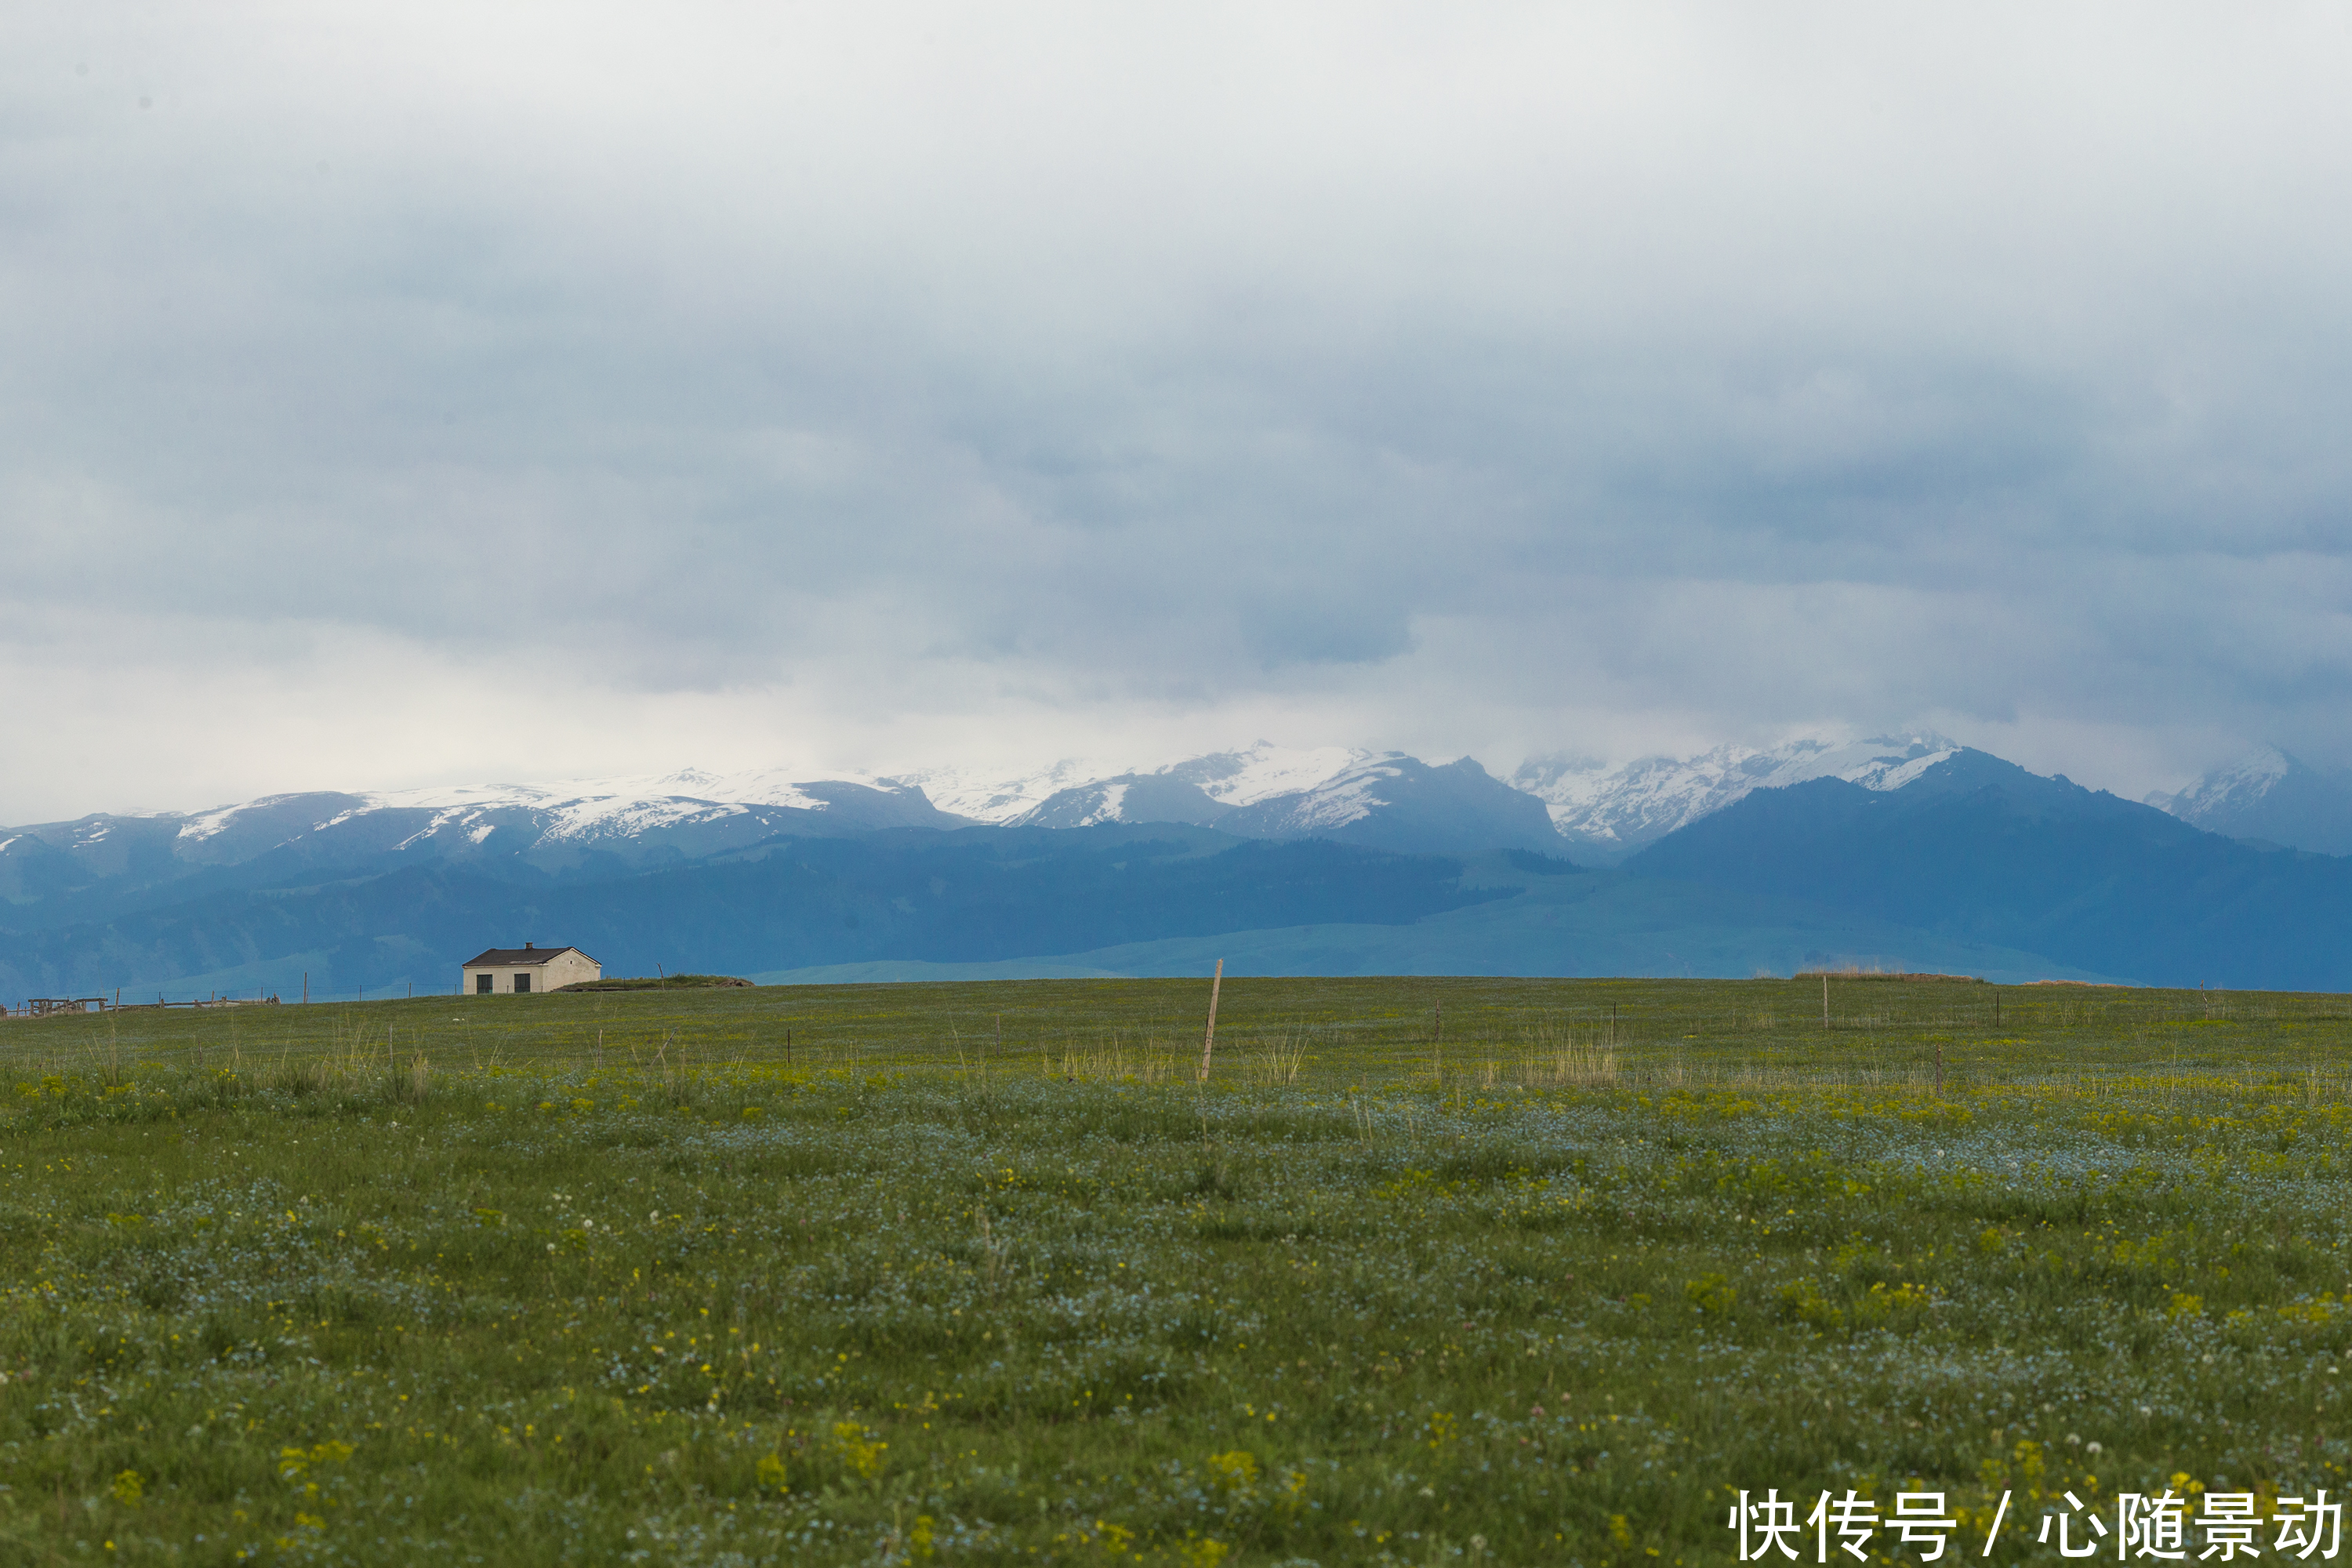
[476,974,492,994]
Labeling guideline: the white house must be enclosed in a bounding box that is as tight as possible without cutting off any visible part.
[460,943,601,996]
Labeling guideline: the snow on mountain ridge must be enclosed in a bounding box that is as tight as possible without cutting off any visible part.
[2147,745,2291,817]
[1078,782,1131,827]
[155,744,1463,851]
[903,744,1384,827]
[1161,745,1377,808]
[1001,746,1416,831]
[357,770,823,844]
[891,759,1120,824]
[1272,757,1404,830]
[1515,733,1961,857]
[170,768,844,851]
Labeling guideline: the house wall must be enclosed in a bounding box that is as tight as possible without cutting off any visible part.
[543,951,601,989]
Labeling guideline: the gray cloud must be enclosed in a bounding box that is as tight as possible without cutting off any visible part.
[5,3,2352,818]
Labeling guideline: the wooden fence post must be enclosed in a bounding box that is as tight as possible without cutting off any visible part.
[1198,960,1224,1081]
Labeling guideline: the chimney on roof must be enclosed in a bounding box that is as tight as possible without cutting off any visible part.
[524,942,533,949]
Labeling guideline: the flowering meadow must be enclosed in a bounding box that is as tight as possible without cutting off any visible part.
[0,976,2345,1565]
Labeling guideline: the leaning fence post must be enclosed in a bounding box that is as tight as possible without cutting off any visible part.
[1198,960,1225,1082]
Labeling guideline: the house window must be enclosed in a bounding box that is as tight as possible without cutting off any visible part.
[475,974,492,994]
[514,973,531,993]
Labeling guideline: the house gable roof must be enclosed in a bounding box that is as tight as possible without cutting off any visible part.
[462,946,596,967]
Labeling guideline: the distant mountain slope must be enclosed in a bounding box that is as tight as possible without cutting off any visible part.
[753,868,2115,985]
[2147,746,2352,855]
[1513,733,1960,863]
[1628,749,2352,989]
[0,828,1512,1001]
[2,808,2129,1003]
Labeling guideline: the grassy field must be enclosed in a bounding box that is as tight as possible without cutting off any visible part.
[0,975,2346,1565]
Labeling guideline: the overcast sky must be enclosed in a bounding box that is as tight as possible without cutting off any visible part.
[6,3,2352,820]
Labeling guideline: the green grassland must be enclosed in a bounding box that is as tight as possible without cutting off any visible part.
[0,976,2347,1565]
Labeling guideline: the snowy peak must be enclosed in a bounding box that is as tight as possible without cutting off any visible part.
[2147,746,2293,819]
[1018,774,1225,830]
[889,758,1123,826]
[2147,746,2352,855]
[1515,732,1962,863]
[1214,754,1558,852]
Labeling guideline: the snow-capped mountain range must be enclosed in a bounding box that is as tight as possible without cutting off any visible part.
[0,733,1987,892]
[21,728,2343,898]
[23,728,2343,883]
[9,732,2351,1000]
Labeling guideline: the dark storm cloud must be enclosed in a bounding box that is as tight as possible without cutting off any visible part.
[5,2,2352,815]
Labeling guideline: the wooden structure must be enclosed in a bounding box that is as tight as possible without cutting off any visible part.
[5,994,280,1019]
[22,997,110,1018]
